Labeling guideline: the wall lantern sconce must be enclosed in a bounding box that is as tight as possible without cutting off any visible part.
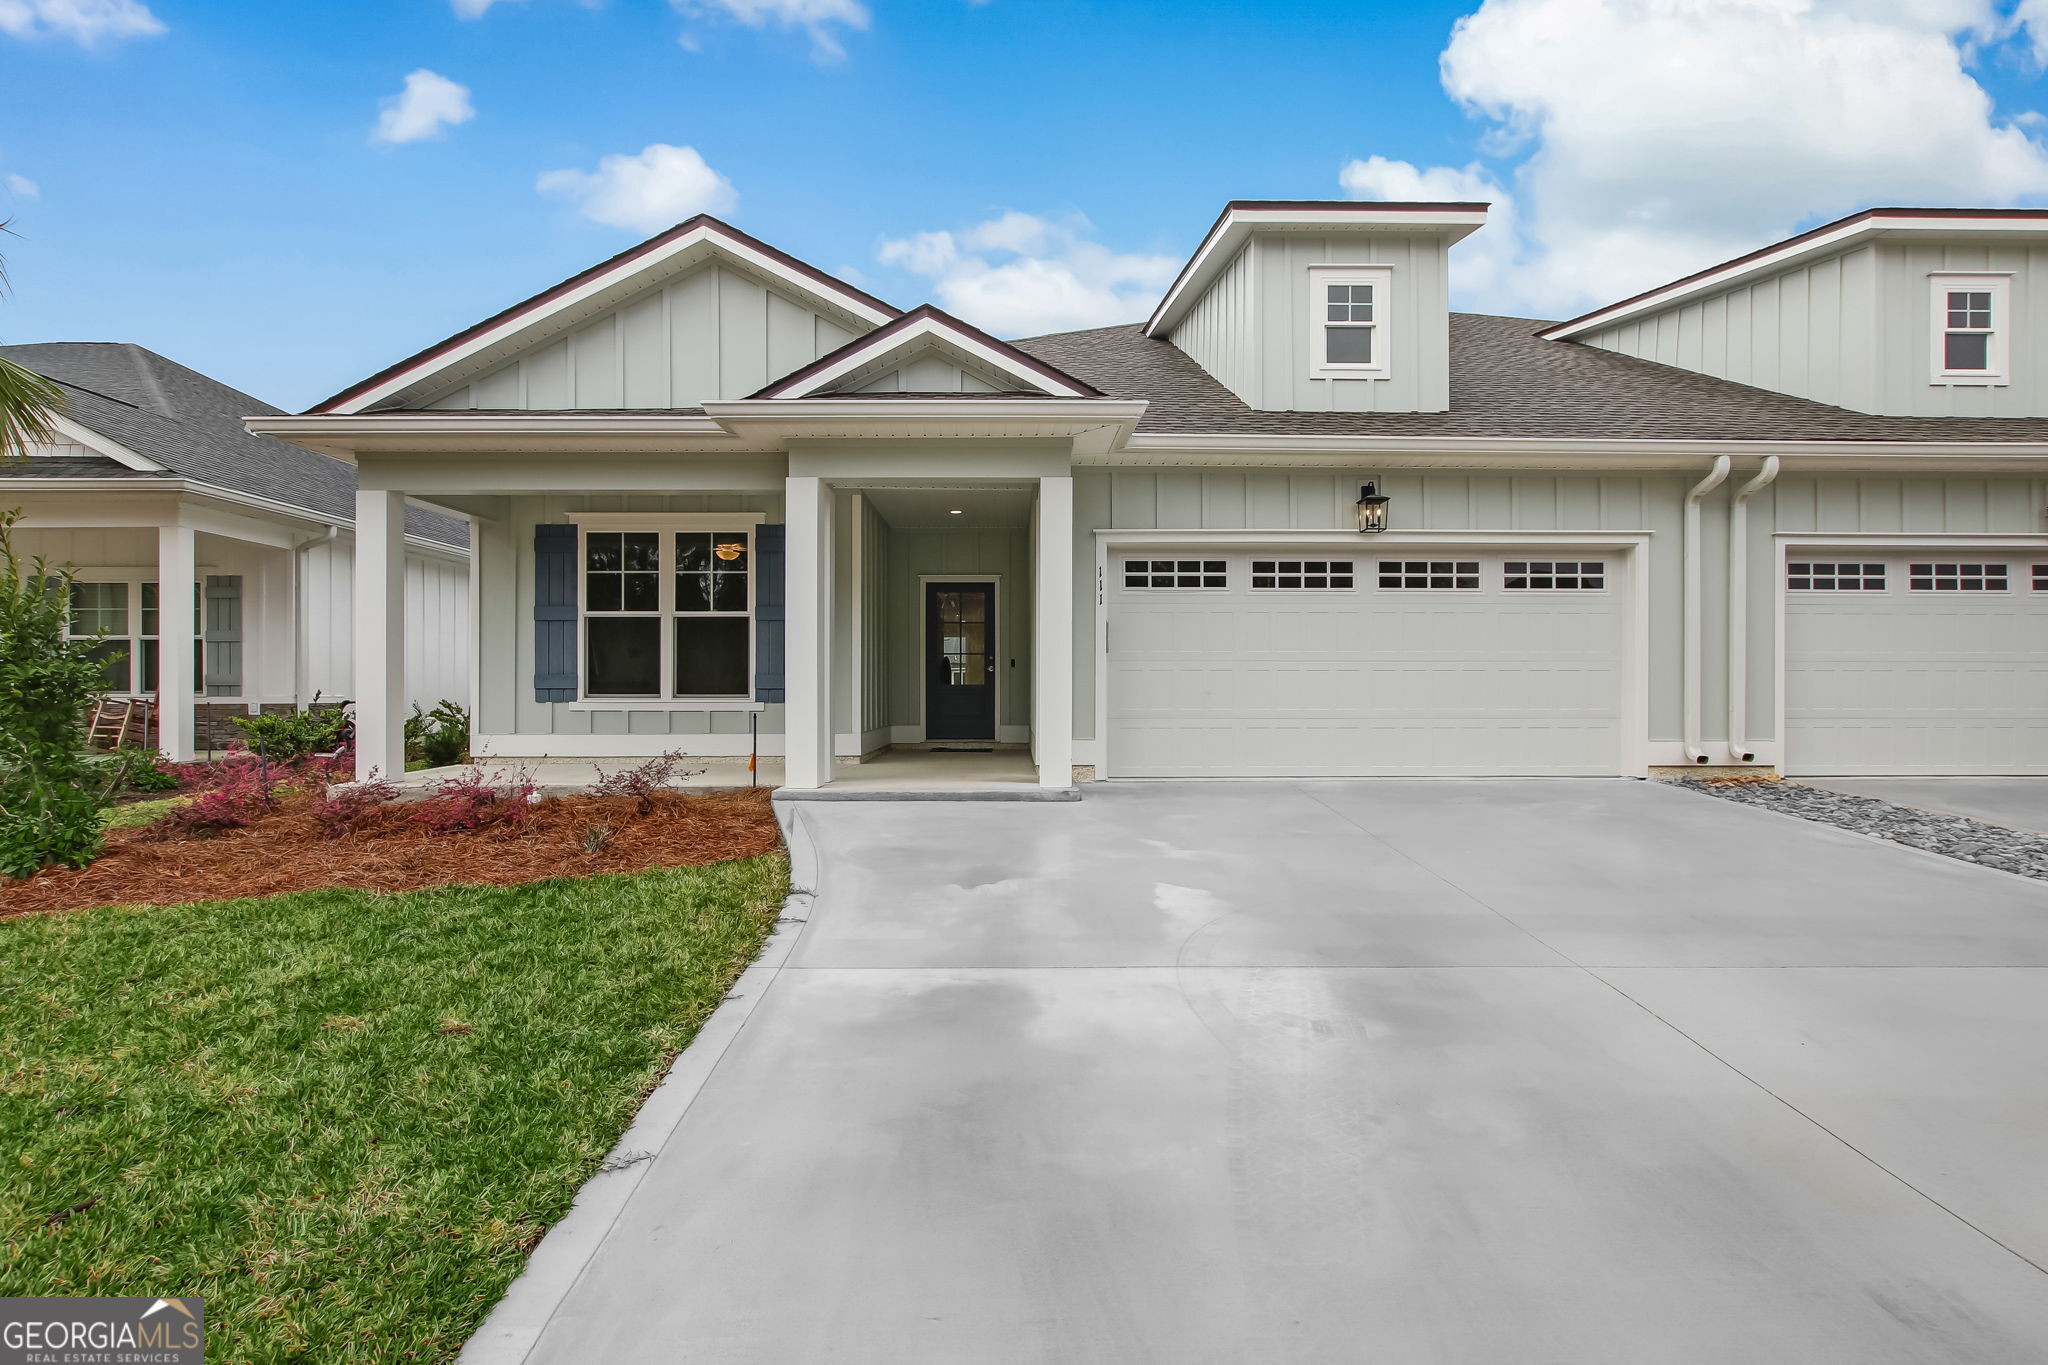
[714,541,746,562]
[1355,482,1391,534]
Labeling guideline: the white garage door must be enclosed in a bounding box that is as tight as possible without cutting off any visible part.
[1785,555,2048,775]
[1107,549,1627,778]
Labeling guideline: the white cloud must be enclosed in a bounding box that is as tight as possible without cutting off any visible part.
[1339,154,1523,305]
[1364,0,2048,317]
[372,70,476,146]
[0,0,163,43]
[877,211,1180,336]
[4,173,37,197]
[451,0,519,14]
[671,0,869,61]
[536,143,738,235]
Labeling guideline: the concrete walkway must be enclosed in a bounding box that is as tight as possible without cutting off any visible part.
[480,780,2048,1364]
[1804,776,2048,834]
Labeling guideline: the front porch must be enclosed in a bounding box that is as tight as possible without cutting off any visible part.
[372,460,1077,793]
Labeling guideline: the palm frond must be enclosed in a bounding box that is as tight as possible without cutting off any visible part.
[0,354,63,457]
[0,218,65,457]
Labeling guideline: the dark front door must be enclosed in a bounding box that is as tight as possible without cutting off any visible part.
[925,581,997,741]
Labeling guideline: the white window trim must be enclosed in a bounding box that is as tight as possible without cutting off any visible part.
[576,522,757,703]
[63,571,218,699]
[1500,559,1611,593]
[1929,272,2011,386]
[1373,559,1482,592]
[1307,265,1391,380]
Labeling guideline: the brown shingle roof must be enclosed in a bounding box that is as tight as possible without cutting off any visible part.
[1016,313,2048,443]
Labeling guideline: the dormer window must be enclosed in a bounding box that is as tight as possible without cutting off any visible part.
[1309,266,1391,378]
[1931,273,2009,385]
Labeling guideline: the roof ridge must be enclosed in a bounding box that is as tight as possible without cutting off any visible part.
[122,342,176,417]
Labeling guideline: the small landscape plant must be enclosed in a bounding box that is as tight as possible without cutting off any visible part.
[310,777,397,838]
[230,698,350,762]
[141,750,277,840]
[405,699,470,768]
[0,508,112,878]
[589,750,704,815]
[112,747,179,793]
[412,767,536,835]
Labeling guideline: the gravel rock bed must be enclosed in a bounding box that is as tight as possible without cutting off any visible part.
[1664,777,2048,883]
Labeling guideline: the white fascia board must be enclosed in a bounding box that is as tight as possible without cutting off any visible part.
[1146,205,1489,338]
[1540,214,2048,342]
[324,224,898,415]
[703,398,1147,422]
[246,412,732,460]
[49,413,167,471]
[770,317,1088,397]
[1114,431,2048,464]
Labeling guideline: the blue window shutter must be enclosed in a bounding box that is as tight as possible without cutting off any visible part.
[754,523,785,702]
[534,523,578,702]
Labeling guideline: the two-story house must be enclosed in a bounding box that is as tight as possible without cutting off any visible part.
[249,204,2048,788]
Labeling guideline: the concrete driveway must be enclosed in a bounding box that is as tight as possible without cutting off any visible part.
[499,781,2048,1364]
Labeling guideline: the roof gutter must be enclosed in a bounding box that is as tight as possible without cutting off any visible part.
[0,475,466,556]
[1118,432,2048,460]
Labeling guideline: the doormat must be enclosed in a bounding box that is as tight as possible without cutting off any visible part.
[931,746,995,753]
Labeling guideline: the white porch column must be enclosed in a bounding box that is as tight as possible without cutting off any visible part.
[155,523,197,762]
[353,490,407,782]
[1034,475,1074,789]
[784,476,834,789]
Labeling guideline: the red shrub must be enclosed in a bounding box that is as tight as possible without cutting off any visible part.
[311,779,398,838]
[588,751,704,815]
[411,768,537,834]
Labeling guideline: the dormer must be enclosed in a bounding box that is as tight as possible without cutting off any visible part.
[1539,208,2048,419]
[1145,201,1489,414]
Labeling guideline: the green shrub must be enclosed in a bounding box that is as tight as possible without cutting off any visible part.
[405,699,470,768]
[229,699,350,762]
[0,508,110,878]
[109,746,178,793]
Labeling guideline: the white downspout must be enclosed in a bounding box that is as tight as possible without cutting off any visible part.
[1683,455,1733,764]
[1725,456,1781,764]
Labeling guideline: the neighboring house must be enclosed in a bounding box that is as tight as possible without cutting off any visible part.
[0,342,470,759]
[250,206,2048,788]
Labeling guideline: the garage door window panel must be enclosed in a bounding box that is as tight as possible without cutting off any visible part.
[1253,560,1356,590]
[1123,559,1226,590]
[1908,562,2009,592]
[1504,560,1606,591]
[1788,562,1886,591]
[1378,561,1478,590]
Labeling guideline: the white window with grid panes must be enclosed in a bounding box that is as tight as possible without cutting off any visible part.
[2034,564,2048,591]
[1930,273,2009,383]
[1378,560,1479,590]
[579,522,755,699]
[1251,560,1355,590]
[1308,266,1391,378]
[1123,559,1226,590]
[1788,562,1886,591]
[65,577,201,696]
[1908,562,2009,592]
[1503,560,1605,590]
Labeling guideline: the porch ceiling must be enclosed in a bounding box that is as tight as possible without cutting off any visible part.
[861,485,1034,530]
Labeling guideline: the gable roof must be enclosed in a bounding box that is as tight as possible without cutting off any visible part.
[751,305,1102,399]
[313,216,903,415]
[0,342,468,546]
[1538,207,2048,342]
[1017,312,2048,443]
[1146,200,1492,338]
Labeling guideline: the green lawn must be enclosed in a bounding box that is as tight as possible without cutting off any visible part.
[0,854,789,1363]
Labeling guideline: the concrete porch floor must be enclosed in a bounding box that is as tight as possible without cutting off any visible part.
[393,746,1050,797]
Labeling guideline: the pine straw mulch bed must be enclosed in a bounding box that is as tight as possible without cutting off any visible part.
[3,787,782,917]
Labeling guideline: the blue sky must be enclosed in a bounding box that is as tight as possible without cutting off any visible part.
[6,0,2048,409]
